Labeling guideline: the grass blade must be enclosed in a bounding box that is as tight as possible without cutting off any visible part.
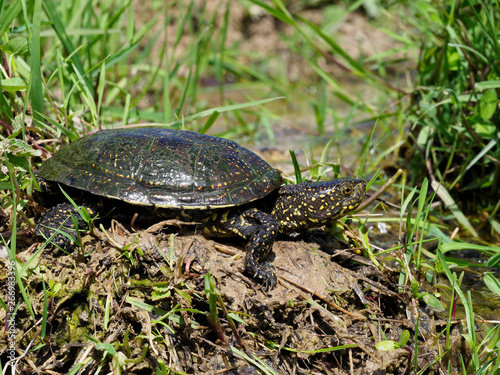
[430,180,478,237]
[0,0,21,37]
[29,0,43,126]
[42,0,93,94]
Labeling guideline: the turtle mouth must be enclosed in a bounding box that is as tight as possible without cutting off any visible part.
[325,179,366,218]
[341,179,366,210]
[305,179,367,223]
[353,180,367,202]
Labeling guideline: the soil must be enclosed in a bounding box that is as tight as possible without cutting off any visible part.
[1,212,459,373]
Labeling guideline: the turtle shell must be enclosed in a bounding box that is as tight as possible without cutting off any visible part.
[38,127,283,209]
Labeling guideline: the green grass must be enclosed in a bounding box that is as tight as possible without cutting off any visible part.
[1,0,500,373]
[404,0,500,230]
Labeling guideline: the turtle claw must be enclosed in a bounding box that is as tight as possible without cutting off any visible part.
[252,262,277,290]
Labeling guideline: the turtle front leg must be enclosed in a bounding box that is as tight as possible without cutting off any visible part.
[235,208,279,289]
[36,202,94,250]
[205,208,278,289]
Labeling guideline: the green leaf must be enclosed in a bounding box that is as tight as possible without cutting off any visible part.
[478,89,497,121]
[94,342,117,356]
[399,330,410,347]
[0,37,29,55]
[474,122,496,138]
[229,345,280,375]
[228,312,248,326]
[0,0,22,37]
[487,252,500,267]
[483,272,500,298]
[476,80,500,90]
[289,150,302,183]
[30,0,44,125]
[489,218,500,236]
[0,78,27,93]
[11,114,24,136]
[422,293,445,311]
[152,289,171,301]
[446,50,460,71]
[440,242,499,253]
[200,110,220,134]
[152,281,172,301]
[376,340,400,351]
[430,181,478,237]
[410,278,420,296]
[0,137,41,158]
[174,287,192,305]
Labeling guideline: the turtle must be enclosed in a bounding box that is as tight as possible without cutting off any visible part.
[35,127,366,289]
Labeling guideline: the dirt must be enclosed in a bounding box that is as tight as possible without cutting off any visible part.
[1,214,459,374]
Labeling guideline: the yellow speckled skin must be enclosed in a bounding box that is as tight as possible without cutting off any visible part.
[36,128,366,289]
[200,179,366,288]
[272,180,366,233]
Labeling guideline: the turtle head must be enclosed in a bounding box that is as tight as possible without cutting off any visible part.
[272,179,366,233]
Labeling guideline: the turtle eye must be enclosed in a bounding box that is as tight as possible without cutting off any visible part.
[342,186,352,196]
